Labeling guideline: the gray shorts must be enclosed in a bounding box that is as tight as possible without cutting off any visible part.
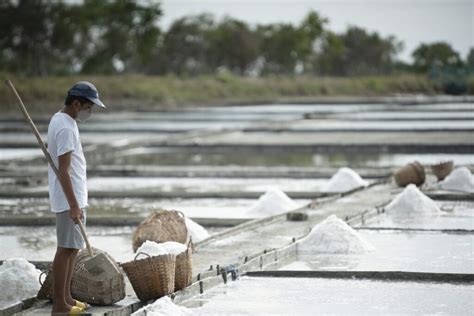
[56,208,87,249]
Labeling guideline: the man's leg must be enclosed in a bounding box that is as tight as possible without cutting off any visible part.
[65,249,79,306]
[52,247,74,313]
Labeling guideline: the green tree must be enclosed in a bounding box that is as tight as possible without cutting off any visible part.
[412,42,463,73]
[466,48,474,74]
[257,11,326,74]
[80,0,162,74]
[156,14,215,75]
[315,26,402,76]
[313,31,345,75]
[207,17,259,75]
[0,0,162,75]
[0,0,80,75]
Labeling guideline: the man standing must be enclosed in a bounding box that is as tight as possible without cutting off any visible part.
[48,82,106,315]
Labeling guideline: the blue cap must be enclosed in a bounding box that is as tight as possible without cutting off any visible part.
[68,81,106,108]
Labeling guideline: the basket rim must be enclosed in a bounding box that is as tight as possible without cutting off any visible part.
[120,252,175,267]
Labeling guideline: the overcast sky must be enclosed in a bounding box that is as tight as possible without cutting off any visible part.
[159,0,473,62]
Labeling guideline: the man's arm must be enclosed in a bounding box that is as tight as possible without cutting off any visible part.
[57,151,83,224]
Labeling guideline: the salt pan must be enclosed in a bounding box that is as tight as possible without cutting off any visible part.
[438,167,474,193]
[246,188,298,217]
[0,258,41,302]
[185,217,209,242]
[322,168,369,193]
[132,296,190,316]
[385,184,441,214]
[297,215,374,254]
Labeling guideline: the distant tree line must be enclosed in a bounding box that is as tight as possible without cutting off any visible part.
[1,0,472,87]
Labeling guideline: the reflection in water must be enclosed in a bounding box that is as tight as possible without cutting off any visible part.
[385,211,442,227]
[18,235,56,251]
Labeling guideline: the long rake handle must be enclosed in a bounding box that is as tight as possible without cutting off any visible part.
[5,79,94,257]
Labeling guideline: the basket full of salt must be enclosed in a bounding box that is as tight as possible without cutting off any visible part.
[121,241,177,301]
[132,209,188,252]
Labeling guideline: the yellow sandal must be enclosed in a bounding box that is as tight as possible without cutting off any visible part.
[75,300,88,310]
[69,306,84,315]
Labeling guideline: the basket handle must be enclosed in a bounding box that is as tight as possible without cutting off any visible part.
[134,252,152,261]
[39,270,47,286]
[187,237,194,252]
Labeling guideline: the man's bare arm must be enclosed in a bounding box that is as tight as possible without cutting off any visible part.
[58,152,83,223]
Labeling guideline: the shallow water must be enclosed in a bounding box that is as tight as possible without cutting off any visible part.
[0,225,226,262]
[0,197,310,219]
[188,277,474,315]
[286,119,474,131]
[334,110,474,120]
[0,148,43,161]
[85,176,331,193]
[107,147,474,167]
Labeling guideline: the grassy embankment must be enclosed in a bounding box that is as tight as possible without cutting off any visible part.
[1,72,468,114]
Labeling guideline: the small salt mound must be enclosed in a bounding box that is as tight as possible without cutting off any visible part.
[246,188,298,217]
[322,168,369,193]
[385,184,441,214]
[132,296,190,316]
[132,241,187,261]
[0,258,41,302]
[439,167,474,193]
[298,215,374,254]
[185,217,209,242]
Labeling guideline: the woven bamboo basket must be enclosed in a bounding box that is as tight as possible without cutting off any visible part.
[121,252,175,302]
[36,248,125,305]
[71,247,126,305]
[174,240,194,291]
[37,266,53,300]
[394,161,425,186]
[431,160,454,181]
[132,209,188,252]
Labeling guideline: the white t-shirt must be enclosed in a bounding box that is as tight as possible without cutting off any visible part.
[47,112,88,213]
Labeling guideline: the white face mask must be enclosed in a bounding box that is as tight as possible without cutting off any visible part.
[76,107,92,122]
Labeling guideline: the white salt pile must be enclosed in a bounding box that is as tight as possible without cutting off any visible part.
[132,296,190,316]
[439,167,474,193]
[185,217,209,242]
[322,167,369,193]
[385,184,441,214]
[0,258,41,302]
[246,188,298,217]
[131,241,187,261]
[297,215,374,254]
